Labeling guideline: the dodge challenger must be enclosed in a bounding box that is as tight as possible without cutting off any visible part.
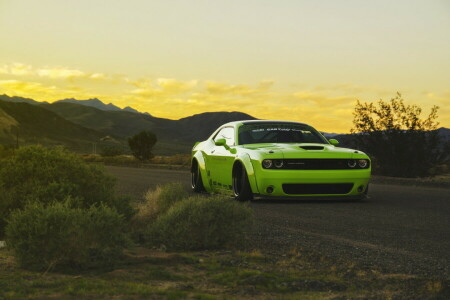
[191,120,371,201]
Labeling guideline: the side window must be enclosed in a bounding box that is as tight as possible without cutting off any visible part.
[214,127,235,146]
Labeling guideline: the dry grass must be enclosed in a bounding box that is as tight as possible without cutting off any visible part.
[130,183,190,239]
[132,186,162,226]
[150,154,191,166]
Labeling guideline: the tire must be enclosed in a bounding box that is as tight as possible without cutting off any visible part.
[233,165,253,202]
[191,161,205,192]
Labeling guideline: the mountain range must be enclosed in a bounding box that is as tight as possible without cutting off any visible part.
[0,94,149,115]
[54,98,150,115]
[0,94,448,155]
[0,94,255,154]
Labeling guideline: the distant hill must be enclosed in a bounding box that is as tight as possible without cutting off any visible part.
[331,127,450,151]
[42,102,256,142]
[54,98,150,115]
[0,101,114,152]
[41,102,158,137]
[176,111,256,142]
[0,94,43,105]
[2,94,447,155]
[437,127,450,140]
[0,94,149,115]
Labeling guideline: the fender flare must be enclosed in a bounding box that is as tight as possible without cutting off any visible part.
[233,153,260,194]
[192,151,212,191]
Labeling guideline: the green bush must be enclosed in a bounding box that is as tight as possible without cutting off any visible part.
[100,144,124,157]
[5,200,129,272]
[156,182,189,215]
[131,183,189,241]
[151,154,191,166]
[146,195,254,250]
[137,183,188,220]
[0,144,15,158]
[0,145,133,236]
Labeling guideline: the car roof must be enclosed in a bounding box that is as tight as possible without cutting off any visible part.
[221,120,310,127]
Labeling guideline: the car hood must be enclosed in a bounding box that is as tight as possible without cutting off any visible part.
[240,143,366,159]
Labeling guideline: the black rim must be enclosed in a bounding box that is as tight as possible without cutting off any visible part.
[191,166,198,189]
[233,169,242,196]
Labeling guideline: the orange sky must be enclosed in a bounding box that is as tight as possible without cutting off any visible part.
[0,0,449,132]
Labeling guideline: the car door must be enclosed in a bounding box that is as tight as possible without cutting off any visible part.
[207,127,236,193]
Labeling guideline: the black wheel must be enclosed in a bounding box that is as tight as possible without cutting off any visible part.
[233,165,253,201]
[191,161,205,192]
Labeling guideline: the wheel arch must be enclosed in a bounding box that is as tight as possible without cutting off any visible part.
[191,151,211,191]
[233,154,259,194]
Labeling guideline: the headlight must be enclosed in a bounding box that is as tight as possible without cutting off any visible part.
[358,159,368,168]
[347,159,357,168]
[262,159,273,169]
[274,160,284,168]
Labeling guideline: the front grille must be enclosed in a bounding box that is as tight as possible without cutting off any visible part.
[284,159,349,170]
[282,183,354,195]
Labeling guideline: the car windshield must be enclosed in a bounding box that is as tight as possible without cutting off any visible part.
[238,123,328,145]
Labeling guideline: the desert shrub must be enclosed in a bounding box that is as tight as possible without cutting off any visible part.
[139,182,188,219]
[351,94,446,177]
[81,154,140,166]
[5,200,128,272]
[100,144,124,157]
[131,183,189,240]
[145,195,254,250]
[151,154,191,166]
[0,144,15,158]
[156,182,190,214]
[128,130,157,161]
[0,145,133,236]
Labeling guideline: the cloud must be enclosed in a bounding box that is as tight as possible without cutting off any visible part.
[0,80,56,95]
[37,67,86,79]
[292,91,355,107]
[0,63,34,76]
[130,78,198,97]
[157,78,197,92]
[0,63,108,81]
[0,79,104,102]
[1,62,448,133]
[205,81,262,96]
[312,83,393,97]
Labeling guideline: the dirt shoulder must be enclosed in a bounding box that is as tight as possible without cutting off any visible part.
[370,174,450,189]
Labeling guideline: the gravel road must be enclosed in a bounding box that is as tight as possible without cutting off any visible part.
[106,166,450,278]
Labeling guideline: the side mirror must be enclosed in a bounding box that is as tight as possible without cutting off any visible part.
[214,138,235,153]
[329,139,339,146]
[214,138,227,146]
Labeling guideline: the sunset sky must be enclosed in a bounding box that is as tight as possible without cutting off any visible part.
[0,0,449,132]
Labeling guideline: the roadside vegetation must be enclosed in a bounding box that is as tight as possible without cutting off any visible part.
[0,145,448,299]
[0,145,253,268]
[128,130,157,161]
[81,153,191,169]
[0,145,134,239]
[351,93,449,177]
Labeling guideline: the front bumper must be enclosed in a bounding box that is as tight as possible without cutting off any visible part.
[252,167,371,198]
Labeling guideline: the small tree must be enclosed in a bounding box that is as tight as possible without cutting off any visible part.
[351,93,445,177]
[128,130,157,161]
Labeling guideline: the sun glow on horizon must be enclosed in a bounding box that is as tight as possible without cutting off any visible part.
[0,1,449,133]
[0,62,448,133]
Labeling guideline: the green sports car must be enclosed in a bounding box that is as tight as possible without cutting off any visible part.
[191,120,371,201]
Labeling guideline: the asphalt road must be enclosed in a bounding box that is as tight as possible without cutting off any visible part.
[106,166,450,278]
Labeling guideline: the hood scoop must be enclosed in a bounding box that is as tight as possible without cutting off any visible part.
[299,145,324,150]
